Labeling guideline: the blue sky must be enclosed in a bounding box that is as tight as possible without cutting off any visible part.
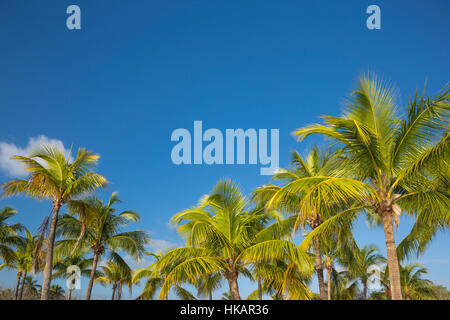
[0,0,449,299]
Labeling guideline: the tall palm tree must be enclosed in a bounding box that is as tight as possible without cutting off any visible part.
[294,76,450,299]
[157,180,312,300]
[251,147,366,299]
[95,260,132,300]
[0,146,107,299]
[321,239,340,300]
[161,180,263,300]
[18,229,44,300]
[0,207,24,265]
[56,191,149,300]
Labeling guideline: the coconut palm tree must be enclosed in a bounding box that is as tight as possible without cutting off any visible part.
[158,179,312,300]
[159,180,262,300]
[95,260,132,300]
[251,147,366,300]
[329,269,359,300]
[293,76,450,299]
[56,191,149,300]
[0,207,24,265]
[321,240,340,300]
[52,254,99,300]
[133,251,197,300]
[0,227,44,300]
[0,146,107,299]
[22,276,41,299]
[18,229,44,300]
[248,259,313,300]
[196,273,222,300]
[49,284,65,300]
[372,262,437,300]
[400,263,437,300]
[341,244,385,299]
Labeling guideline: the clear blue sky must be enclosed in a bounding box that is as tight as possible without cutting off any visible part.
[0,0,449,299]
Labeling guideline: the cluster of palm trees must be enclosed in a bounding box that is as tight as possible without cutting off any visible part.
[0,149,149,300]
[0,75,449,300]
[130,75,448,301]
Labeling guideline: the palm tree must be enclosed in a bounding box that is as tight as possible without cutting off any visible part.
[372,262,437,300]
[321,239,340,300]
[0,146,107,299]
[22,276,41,299]
[49,284,65,300]
[52,254,99,300]
[329,269,360,300]
[342,244,385,299]
[95,260,132,300]
[158,180,312,300]
[56,191,149,300]
[248,259,313,300]
[251,147,365,300]
[18,229,44,300]
[0,227,43,300]
[293,76,450,299]
[400,263,437,300]
[196,273,222,300]
[0,207,24,265]
[161,180,262,300]
[133,251,197,300]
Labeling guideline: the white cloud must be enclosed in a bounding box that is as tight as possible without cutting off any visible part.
[148,239,176,252]
[0,135,71,177]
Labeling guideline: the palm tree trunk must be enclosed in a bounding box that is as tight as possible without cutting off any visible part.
[41,205,61,300]
[227,277,241,300]
[86,251,100,300]
[313,238,326,300]
[258,278,262,300]
[19,270,27,300]
[381,213,402,300]
[209,291,212,300]
[117,283,122,300]
[226,269,241,300]
[326,265,332,300]
[67,288,73,300]
[112,284,117,300]
[363,281,367,300]
[15,271,22,300]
